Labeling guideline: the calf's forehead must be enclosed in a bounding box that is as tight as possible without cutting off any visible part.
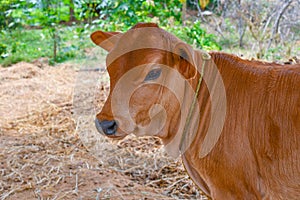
[106,27,179,68]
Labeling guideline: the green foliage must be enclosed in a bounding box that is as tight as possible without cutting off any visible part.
[0,29,50,66]
[265,46,285,61]
[0,0,26,29]
[90,0,220,50]
[0,26,93,66]
[185,21,221,50]
[0,0,74,29]
[167,21,221,51]
[0,43,8,58]
[0,0,222,66]
[0,0,11,29]
[91,0,182,31]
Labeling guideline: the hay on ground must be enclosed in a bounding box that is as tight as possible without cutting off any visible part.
[0,62,206,200]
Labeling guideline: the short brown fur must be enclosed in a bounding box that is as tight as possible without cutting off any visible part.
[92,23,300,199]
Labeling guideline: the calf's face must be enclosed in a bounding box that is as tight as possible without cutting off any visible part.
[92,24,198,153]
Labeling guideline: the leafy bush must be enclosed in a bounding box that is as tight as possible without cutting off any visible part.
[0,0,222,66]
[265,46,285,61]
[167,21,221,51]
[0,43,8,58]
[0,0,25,29]
[89,0,220,50]
[89,0,182,31]
[184,21,221,50]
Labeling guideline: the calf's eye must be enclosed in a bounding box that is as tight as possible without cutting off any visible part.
[144,68,162,81]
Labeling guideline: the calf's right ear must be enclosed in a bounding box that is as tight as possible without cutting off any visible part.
[174,42,197,80]
[90,31,122,52]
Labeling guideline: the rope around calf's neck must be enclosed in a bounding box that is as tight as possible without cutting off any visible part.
[179,51,211,154]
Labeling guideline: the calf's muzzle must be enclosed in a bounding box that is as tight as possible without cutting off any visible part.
[95,119,118,135]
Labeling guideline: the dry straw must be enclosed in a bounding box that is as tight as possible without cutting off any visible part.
[0,62,206,199]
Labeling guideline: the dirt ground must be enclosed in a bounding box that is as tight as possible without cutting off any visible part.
[0,59,207,200]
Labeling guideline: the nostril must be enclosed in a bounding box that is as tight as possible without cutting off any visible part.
[95,118,103,134]
[96,119,118,135]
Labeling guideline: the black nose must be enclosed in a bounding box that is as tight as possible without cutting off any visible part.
[95,119,118,135]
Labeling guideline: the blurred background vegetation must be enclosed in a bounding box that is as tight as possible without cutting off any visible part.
[0,0,299,66]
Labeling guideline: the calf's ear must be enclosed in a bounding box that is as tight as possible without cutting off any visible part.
[90,31,122,52]
[174,43,197,80]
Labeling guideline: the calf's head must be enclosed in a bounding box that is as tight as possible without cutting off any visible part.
[92,23,206,156]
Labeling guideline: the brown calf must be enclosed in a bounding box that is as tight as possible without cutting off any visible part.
[92,23,300,199]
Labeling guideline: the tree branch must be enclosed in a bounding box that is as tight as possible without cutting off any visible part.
[267,0,293,49]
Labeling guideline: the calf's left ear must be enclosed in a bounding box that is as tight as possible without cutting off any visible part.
[90,31,123,52]
[174,43,197,80]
